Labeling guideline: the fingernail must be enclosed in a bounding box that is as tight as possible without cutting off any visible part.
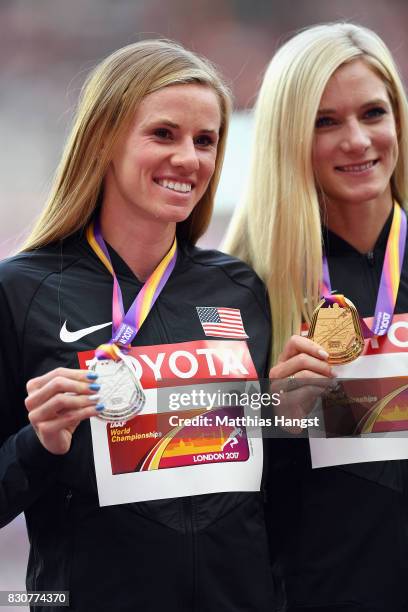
[87,372,99,380]
[318,349,329,359]
[89,383,101,391]
[96,403,105,412]
[89,394,100,401]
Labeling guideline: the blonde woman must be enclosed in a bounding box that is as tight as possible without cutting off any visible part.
[0,41,277,611]
[225,23,408,612]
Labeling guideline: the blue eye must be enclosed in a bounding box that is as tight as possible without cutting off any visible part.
[364,107,387,119]
[154,128,172,139]
[315,116,336,128]
[195,135,214,147]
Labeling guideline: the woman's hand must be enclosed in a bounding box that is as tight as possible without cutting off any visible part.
[270,335,337,433]
[25,367,102,455]
[270,334,334,380]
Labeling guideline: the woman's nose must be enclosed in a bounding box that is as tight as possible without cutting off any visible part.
[171,139,199,172]
[340,119,371,154]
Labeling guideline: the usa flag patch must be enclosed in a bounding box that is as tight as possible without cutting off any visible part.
[196,307,248,339]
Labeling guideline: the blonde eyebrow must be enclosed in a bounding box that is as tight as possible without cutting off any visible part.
[317,98,390,115]
[148,119,179,128]
[360,98,390,108]
[144,119,218,134]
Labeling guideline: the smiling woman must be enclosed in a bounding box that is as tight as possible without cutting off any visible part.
[224,22,408,612]
[0,40,277,612]
[102,83,221,280]
[313,59,399,250]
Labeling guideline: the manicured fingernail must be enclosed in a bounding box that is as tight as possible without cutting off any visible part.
[89,383,101,391]
[96,403,105,412]
[86,372,99,380]
[89,394,100,401]
[318,349,329,359]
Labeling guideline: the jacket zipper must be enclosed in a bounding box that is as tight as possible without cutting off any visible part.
[363,250,379,310]
[183,497,196,611]
[154,302,171,343]
[366,251,375,266]
[65,489,73,509]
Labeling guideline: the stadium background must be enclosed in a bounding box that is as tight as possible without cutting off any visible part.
[1,0,407,607]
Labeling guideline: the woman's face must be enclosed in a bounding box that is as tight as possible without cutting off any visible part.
[312,59,398,213]
[103,83,221,226]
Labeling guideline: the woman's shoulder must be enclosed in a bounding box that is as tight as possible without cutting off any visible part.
[0,243,62,286]
[181,243,266,292]
[179,243,270,322]
[0,235,86,296]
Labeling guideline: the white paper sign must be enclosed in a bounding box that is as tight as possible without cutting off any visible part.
[78,340,263,506]
[309,313,408,468]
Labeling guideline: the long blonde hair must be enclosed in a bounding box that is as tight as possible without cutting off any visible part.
[22,39,231,251]
[224,22,408,364]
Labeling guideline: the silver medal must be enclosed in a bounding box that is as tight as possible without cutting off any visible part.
[89,354,145,422]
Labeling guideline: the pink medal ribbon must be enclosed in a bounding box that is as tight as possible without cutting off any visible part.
[321,202,407,338]
[86,216,178,360]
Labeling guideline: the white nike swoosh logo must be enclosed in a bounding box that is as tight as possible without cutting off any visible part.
[60,320,112,343]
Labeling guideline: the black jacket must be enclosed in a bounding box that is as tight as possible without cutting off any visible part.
[0,232,276,612]
[268,211,408,612]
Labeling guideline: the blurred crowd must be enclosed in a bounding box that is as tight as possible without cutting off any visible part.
[1,0,408,257]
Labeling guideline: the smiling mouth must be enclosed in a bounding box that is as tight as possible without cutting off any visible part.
[155,178,193,193]
[335,160,378,173]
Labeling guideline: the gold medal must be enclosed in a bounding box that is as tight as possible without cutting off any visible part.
[308,296,364,364]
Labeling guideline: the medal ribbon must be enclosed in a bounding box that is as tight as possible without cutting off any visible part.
[321,203,407,337]
[86,216,177,360]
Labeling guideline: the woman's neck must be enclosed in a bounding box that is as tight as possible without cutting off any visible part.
[323,193,393,253]
[99,208,176,282]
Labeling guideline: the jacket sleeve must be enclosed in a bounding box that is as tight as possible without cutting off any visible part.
[0,284,62,528]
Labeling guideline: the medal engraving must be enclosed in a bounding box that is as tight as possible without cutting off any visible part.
[90,357,145,422]
[308,297,364,364]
